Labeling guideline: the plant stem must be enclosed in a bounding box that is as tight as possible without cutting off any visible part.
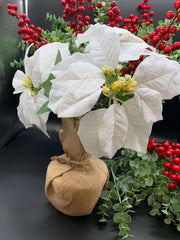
[111,166,121,203]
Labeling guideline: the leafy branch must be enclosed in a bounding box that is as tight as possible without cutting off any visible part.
[98,149,180,239]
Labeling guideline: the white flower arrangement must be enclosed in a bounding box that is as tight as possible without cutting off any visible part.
[12,23,180,158]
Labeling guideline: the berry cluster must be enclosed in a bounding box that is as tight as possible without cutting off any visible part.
[147,138,180,190]
[61,0,90,35]
[7,3,48,50]
[142,1,180,54]
[138,0,154,27]
[122,55,144,75]
[106,1,122,28]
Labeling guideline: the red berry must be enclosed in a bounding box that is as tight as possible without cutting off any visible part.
[166,11,175,20]
[149,32,156,39]
[21,13,27,19]
[112,6,120,15]
[175,143,180,148]
[171,142,175,148]
[165,150,172,157]
[138,2,143,8]
[79,21,84,27]
[28,39,34,44]
[176,174,180,182]
[149,10,154,17]
[158,152,165,158]
[164,162,171,169]
[151,142,157,149]
[61,0,66,6]
[169,182,176,189]
[170,26,178,34]
[13,4,18,11]
[97,2,103,8]
[34,33,40,40]
[129,64,136,71]
[84,15,90,22]
[163,140,170,149]
[34,45,39,50]
[164,46,172,54]
[111,1,117,7]
[158,146,165,152]
[174,42,180,50]
[18,19,25,27]
[144,0,149,3]
[152,35,160,44]
[173,157,180,164]
[17,29,22,35]
[170,174,177,181]
[158,42,166,51]
[11,10,16,16]
[36,27,42,34]
[174,148,180,155]
[25,18,31,24]
[174,1,180,10]
[7,3,13,9]
[30,24,35,30]
[142,35,148,42]
[171,164,180,173]
[143,13,148,19]
[163,170,170,177]
[88,4,93,11]
[77,15,82,21]
[149,137,156,143]
[123,67,129,74]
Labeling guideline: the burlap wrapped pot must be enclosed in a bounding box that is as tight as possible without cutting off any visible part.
[45,118,109,216]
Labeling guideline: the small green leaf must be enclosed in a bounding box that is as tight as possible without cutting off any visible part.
[36,101,51,115]
[164,218,171,225]
[177,223,180,231]
[113,212,122,223]
[122,213,132,223]
[42,73,55,97]
[99,218,107,223]
[55,50,62,65]
[145,177,153,186]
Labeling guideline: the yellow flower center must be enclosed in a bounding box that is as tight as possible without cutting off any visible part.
[22,75,37,96]
[101,65,137,102]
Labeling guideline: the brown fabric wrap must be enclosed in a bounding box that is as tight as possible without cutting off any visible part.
[45,118,109,216]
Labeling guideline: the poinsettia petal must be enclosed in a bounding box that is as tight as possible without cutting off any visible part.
[48,62,105,117]
[51,52,97,78]
[76,23,120,69]
[30,42,70,87]
[17,89,49,136]
[131,88,163,123]
[114,27,155,61]
[12,70,26,94]
[98,103,128,158]
[77,109,107,157]
[134,53,180,100]
[78,104,128,158]
[122,103,153,153]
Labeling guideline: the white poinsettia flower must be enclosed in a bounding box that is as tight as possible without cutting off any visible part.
[12,42,70,134]
[77,53,180,158]
[13,42,70,92]
[17,89,49,136]
[76,23,155,64]
[48,24,150,118]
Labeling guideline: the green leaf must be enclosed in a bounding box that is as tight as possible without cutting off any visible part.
[108,181,114,189]
[113,212,122,223]
[36,101,51,115]
[164,218,171,225]
[99,218,107,223]
[145,177,153,186]
[55,51,62,63]
[42,73,55,97]
[177,223,180,231]
[110,189,119,200]
[122,213,132,223]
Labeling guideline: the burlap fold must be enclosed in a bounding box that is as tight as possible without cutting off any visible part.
[45,118,109,216]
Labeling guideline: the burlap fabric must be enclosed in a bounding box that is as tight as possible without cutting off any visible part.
[45,118,109,216]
